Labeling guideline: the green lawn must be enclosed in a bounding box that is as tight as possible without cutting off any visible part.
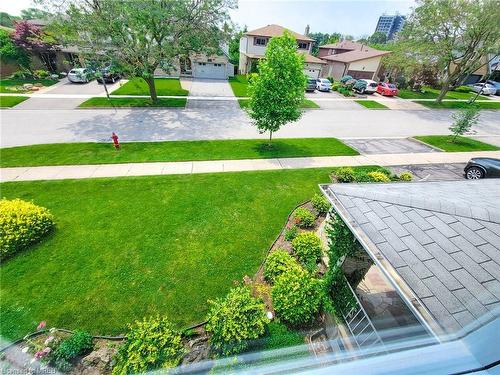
[0,167,351,339]
[414,136,500,152]
[413,100,500,110]
[111,78,188,96]
[0,78,59,93]
[229,74,249,97]
[238,99,319,109]
[0,138,358,168]
[0,95,29,108]
[78,97,187,108]
[397,87,489,101]
[355,100,388,109]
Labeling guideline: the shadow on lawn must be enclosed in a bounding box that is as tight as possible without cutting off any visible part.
[253,142,310,158]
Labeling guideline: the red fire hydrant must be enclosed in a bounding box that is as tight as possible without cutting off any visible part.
[111,132,120,150]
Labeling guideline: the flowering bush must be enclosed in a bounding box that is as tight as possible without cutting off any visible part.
[0,198,55,261]
[205,286,268,356]
[293,208,315,228]
[367,171,391,182]
[333,167,355,183]
[113,315,185,375]
[311,193,331,215]
[264,249,300,283]
[398,172,413,181]
[291,232,323,272]
[272,267,325,326]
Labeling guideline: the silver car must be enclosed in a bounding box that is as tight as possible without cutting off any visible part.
[316,78,332,92]
[68,68,95,83]
[470,82,497,95]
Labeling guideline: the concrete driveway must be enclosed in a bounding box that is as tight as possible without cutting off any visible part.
[45,80,122,95]
[342,138,439,154]
[186,78,240,110]
[389,163,466,181]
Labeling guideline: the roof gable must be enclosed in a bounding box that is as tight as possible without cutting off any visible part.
[245,24,314,41]
[321,49,390,63]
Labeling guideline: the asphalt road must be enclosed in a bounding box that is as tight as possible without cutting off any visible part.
[1,106,499,148]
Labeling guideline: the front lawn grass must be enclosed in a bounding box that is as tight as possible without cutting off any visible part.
[78,97,187,108]
[111,77,188,96]
[397,87,489,101]
[229,74,249,97]
[414,135,500,152]
[355,100,388,109]
[0,138,358,167]
[413,100,500,110]
[238,99,319,109]
[1,167,381,339]
[0,95,29,108]
[0,78,59,93]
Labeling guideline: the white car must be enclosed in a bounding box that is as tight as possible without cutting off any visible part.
[316,78,332,92]
[356,79,378,94]
[68,68,95,83]
[470,83,496,95]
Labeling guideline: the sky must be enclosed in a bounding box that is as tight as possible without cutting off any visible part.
[1,0,415,39]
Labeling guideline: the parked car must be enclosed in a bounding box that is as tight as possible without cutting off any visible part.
[464,158,500,179]
[306,78,316,92]
[67,68,95,83]
[353,79,378,94]
[316,78,332,92]
[484,80,500,95]
[469,82,497,95]
[377,82,398,96]
[96,66,121,84]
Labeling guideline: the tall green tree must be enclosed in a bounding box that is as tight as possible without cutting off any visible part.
[0,29,31,70]
[228,25,246,65]
[247,31,306,144]
[20,8,52,20]
[309,32,341,56]
[46,0,234,102]
[368,31,387,44]
[399,0,500,102]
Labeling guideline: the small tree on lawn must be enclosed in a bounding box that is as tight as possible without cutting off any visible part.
[247,31,306,144]
[449,106,480,142]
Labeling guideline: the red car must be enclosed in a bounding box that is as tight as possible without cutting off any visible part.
[377,82,398,96]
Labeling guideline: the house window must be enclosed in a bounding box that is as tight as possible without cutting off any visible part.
[298,42,308,49]
[198,62,206,66]
[254,37,267,46]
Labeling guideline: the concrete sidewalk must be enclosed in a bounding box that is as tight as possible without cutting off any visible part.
[2,151,499,182]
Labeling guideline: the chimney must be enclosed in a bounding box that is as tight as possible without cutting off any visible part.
[305,24,310,36]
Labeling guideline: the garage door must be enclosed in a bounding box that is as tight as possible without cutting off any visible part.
[304,68,320,79]
[194,62,226,79]
[347,70,374,80]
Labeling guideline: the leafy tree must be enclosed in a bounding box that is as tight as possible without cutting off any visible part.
[46,0,233,102]
[309,32,341,55]
[247,31,306,143]
[398,0,500,102]
[0,12,19,28]
[0,29,31,70]
[368,31,387,44]
[449,106,480,142]
[20,8,52,20]
[229,25,246,65]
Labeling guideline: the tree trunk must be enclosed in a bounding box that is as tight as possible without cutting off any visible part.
[436,78,450,103]
[269,131,273,145]
[145,75,158,102]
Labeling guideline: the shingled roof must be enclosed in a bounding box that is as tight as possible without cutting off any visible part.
[321,180,500,336]
[321,49,390,63]
[245,24,314,41]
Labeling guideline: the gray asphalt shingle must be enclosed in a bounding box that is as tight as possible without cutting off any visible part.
[323,179,500,335]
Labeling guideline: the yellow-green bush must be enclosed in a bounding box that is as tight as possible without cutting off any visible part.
[0,198,55,261]
[367,171,391,182]
[399,172,413,181]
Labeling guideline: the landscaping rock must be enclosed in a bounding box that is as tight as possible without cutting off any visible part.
[79,346,117,374]
[23,84,34,89]
[31,86,40,91]
[34,83,44,87]
[182,335,210,364]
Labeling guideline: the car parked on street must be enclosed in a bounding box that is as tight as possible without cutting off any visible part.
[470,82,497,95]
[464,158,500,179]
[306,78,316,92]
[96,66,121,84]
[67,68,95,83]
[353,79,378,94]
[316,78,332,92]
[377,82,398,96]
[484,80,500,95]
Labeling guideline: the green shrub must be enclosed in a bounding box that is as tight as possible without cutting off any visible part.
[367,171,391,182]
[340,75,353,84]
[331,83,339,91]
[291,232,323,272]
[337,87,355,97]
[205,286,268,356]
[293,208,315,228]
[261,321,304,350]
[272,267,324,326]
[55,330,93,362]
[325,212,358,265]
[0,199,55,261]
[112,316,185,375]
[326,77,334,83]
[264,249,300,283]
[454,85,472,93]
[398,172,413,181]
[284,224,298,241]
[10,70,33,79]
[34,69,50,79]
[333,167,355,183]
[311,193,330,215]
[324,267,358,317]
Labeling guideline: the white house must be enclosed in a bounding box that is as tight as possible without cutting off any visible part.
[238,24,326,78]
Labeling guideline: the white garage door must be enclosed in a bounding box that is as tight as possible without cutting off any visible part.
[194,62,226,79]
[304,68,320,79]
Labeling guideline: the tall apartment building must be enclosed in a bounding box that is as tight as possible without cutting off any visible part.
[374,14,406,40]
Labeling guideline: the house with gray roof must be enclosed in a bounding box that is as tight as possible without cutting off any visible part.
[321,180,500,340]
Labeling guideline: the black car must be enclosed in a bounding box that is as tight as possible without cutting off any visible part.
[96,67,121,84]
[464,158,500,179]
[306,78,316,92]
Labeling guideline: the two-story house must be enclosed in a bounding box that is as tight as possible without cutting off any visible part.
[238,24,326,78]
[318,40,390,80]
